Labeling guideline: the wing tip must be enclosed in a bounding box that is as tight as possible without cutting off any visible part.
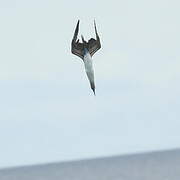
[72,19,80,42]
[93,19,99,39]
[77,19,80,25]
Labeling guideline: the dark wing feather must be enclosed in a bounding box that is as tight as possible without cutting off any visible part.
[71,20,84,59]
[87,20,101,57]
[71,41,84,59]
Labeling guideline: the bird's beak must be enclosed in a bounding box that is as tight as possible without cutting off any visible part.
[92,89,96,96]
[90,82,96,96]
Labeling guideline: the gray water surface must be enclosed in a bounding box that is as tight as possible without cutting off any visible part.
[0,149,180,180]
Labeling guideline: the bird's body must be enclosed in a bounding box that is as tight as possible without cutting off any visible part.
[83,49,95,94]
[71,20,101,95]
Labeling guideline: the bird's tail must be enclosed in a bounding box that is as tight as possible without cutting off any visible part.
[81,35,86,43]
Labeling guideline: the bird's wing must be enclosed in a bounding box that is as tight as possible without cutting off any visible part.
[71,20,84,59]
[87,20,101,57]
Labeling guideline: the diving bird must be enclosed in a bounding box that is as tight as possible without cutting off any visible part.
[71,20,101,95]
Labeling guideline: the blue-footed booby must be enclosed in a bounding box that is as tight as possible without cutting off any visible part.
[71,20,101,95]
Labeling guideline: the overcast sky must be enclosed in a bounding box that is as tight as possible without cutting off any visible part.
[0,0,180,168]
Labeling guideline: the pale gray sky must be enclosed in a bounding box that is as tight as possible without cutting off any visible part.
[0,0,180,168]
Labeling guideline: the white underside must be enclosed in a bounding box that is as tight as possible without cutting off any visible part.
[83,52,95,87]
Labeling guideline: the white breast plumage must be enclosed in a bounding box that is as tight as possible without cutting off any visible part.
[83,52,95,94]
